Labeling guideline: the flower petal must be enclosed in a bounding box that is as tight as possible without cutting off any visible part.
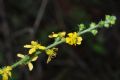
[8,72,11,77]
[17,54,25,58]
[38,46,46,50]
[28,62,33,71]
[31,41,38,45]
[59,32,66,37]
[47,56,51,64]
[68,33,73,37]
[24,45,32,48]
[32,56,38,61]
[77,37,82,44]
[48,33,58,38]
[29,48,36,54]
[3,74,8,80]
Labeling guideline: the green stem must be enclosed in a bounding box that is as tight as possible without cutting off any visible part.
[11,55,30,68]
[10,23,102,69]
[46,39,65,49]
[78,25,99,35]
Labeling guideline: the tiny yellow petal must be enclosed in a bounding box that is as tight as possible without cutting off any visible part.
[3,74,8,80]
[48,35,53,38]
[24,45,32,48]
[60,32,66,36]
[32,56,38,61]
[8,72,11,77]
[47,56,51,64]
[48,33,58,38]
[29,48,36,54]
[28,62,33,71]
[6,66,12,71]
[17,54,25,58]
[68,33,73,37]
[77,37,82,44]
[65,38,70,43]
[31,41,38,45]
[46,49,53,55]
[38,46,46,50]
[53,34,58,37]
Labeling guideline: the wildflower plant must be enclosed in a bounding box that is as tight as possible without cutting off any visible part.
[0,15,116,80]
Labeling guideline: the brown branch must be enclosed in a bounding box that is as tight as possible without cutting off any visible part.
[53,0,66,30]
[11,27,34,39]
[12,0,49,40]
[33,0,49,33]
[0,0,13,64]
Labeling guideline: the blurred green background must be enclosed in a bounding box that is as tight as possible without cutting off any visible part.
[0,0,120,80]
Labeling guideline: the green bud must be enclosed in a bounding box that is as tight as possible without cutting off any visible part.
[90,22,96,28]
[91,29,98,36]
[99,20,105,27]
[105,15,111,20]
[111,16,116,20]
[104,15,116,28]
[110,20,115,25]
[78,24,85,31]
[104,23,109,28]
[110,16,116,24]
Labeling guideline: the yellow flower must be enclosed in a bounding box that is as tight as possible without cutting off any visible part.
[17,53,38,71]
[65,32,82,45]
[0,66,12,80]
[24,41,46,54]
[45,48,58,63]
[48,32,66,38]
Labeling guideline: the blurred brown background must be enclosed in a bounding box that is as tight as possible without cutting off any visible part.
[0,0,120,80]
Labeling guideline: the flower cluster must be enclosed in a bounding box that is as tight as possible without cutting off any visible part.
[17,41,59,70]
[24,41,46,54]
[16,41,46,71]
[65,32,82,45]
[46,32,83,63]
[17,53,38,71]
[0,66,12,80]
[49,32,83,46]
[48,32,66,38]
[46,48,58,63]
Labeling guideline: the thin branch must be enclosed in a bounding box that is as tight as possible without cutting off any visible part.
[53,0,66,30]
[11,0,48,39]
[0,0,13,64]
[33,0,49,33]
[11,27,34,39]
